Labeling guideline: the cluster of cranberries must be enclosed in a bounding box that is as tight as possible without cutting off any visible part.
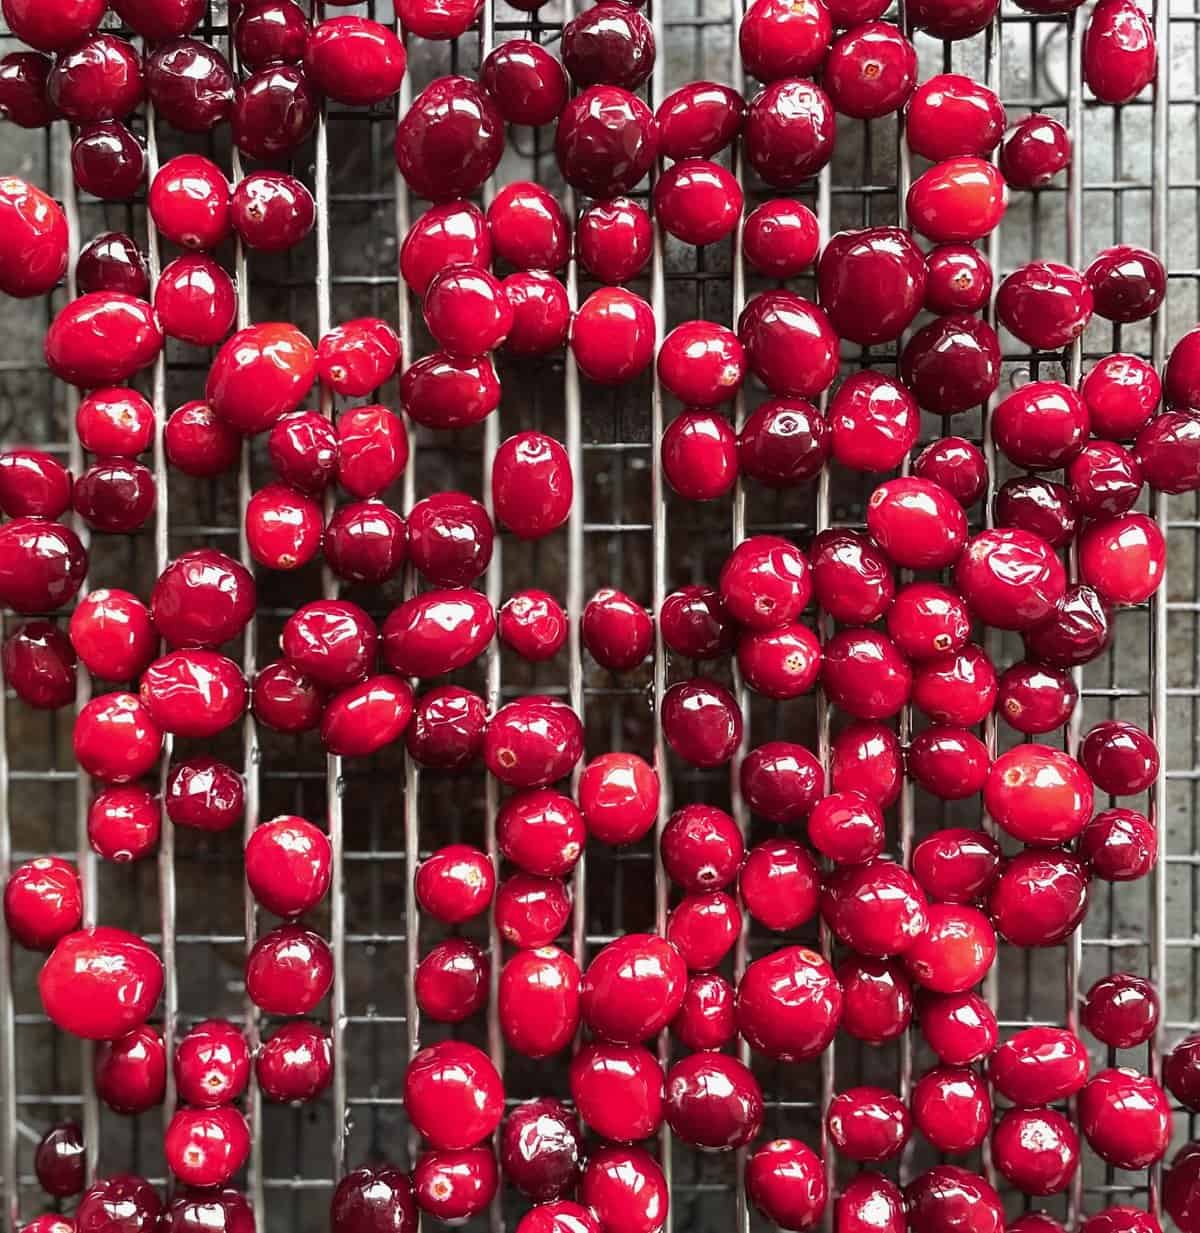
[2,0,1198,1228]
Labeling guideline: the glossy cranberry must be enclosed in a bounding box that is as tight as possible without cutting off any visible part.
[4,857,80,951]
[500,1099,581,1202]
[581,933,686,1044]
[207,322,315,437]
[736,406,824,497]
[908,727,991,800]
[835,955,911,1043]
[832,719,903,806]
[72,458,154,534]
[485,696,583,787]
[40,926,161,1040]
[985,744,1093,846]
[334,407,407,501]
[163,756,242,834]
[87,784,159,863]
[256,1020,332,1104]
[0,522,79,621]
[741,200,819,280]
[821,629,912,721]
[47,35,141,123]
[74,391,150,463]
[400,200,490,295]
[807,532,890,627]
[806,791,883,865]
[1167,1034,1200,1110]
[570,287,655,386]
[827,1087,910,1162]
[658,585,732,660]
[394,0,483,37]
[415,843,494,925]
[479,40,568,129]
[663,1053,761,1152]
[1164,324,1200,409]
[908,157,1008,244]
[164,401,239,478]
[1080,970,1158,1048]
[920,246,992,316]
[581,1146,667,1233]
[667,973,734,1051]
[912,441,988,511]
[912,643,998,729]
[243,815,329,917]
[988,1026,1089,1105]
[999,262,1095,351]
[422,264,512,358]
[331,1166,417,1233]
[826,373,916,473]
[998,114,1071,195]
[405,1040,503,1152]
[75,1175,163,1233]
[71,120,145,201]
[580,588,652,671]
[244,924,331,1015]
[905,74,1004,160]
[660,412,737,501]
[718,535,810,630]
[1080,511,1166,607]
[901,313,1001,414]
[741,293,839,401]
[818,229,924,348]
[76,231,148,299]
[72,691,161,783]
[660,677,743,767]
[554,83,656,198]
[396,75,503,200]
[737,624,820,703]
[303,16,405,105]
[35,1121,84,1197]
[737,944,842,1061]
[747,1140,826,1232]
[653,159,742,248]
[0,51,54,128]
[658,805,739,894]
[499,945,581,1058]
[1084,0,1156,102]
[744,78,836,187]
[263,415,332,499]
[921,989,998,1064]
[164,1107,249,1189]
[571,204,647,290]
[0,460,71,534]
[155,254,237,348]
[492,431,573,539]
[912,828,999,904]
[173,1019,250,1110]
[1080,718,1159,796]
[0,177,67,299]
[739,0,831,80]
[995,476,1078,548]
[415,938,488,1024]
[3,0,104,50]
[868,477,967,571]
[149,154,230,252]
[1167,1146,1200,1233]
[736,839,817,933]
[907,1167,1004,1233]
[655,80,743,161]
[495,873,571,948]
[498,590,569,663]
[503,272,571,355]
[667,890,741,968]
[1023,584,1112,669]
[280,600,375,690]
[111,0,204,37]
[989,849,1090,946]
[884,583,967,663]
[139,649,246,739]
[991,1108,1079,1196]
[994,381,1090,470]
[497,790,584,878]
[382,589,493,680]
[1080,807,1157,880]
[231,64,317,159]
[44,292,162,390]
[402,686,483,771]
[152,550,253,652]
[657,323,743,409]
[569,1041,664,1142]
[226,180,313,260]
[561,3,655,89]
[576,752,657,848]
[145,38,234,134]
[402,351,501,430]
[1079,1068,1171,1169]
[516,1203,601,1233]
[250,661,322,736]
[904,902,996,994]
[995,661,1076,735]
[1136,407,1200,494]
[826,860,929,957]
[1084,355,1160,442]
[831,22,919,119]
[483,185,566,275]
[956,527,1067,632]
[94,1023,165,1115]
[740,741,822,824]
[2,620,74,710]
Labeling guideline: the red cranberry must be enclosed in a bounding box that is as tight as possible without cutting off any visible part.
[75,388,152,459]
[1081,970,1158,1048]
[35,1121,84,1198]
[576,197,652,284]
[827,1087,910,1162]
[76,231,148,299]
[405,1040,503,1149]
[174,1019,250,1108]
[495,873,571,948]
[571,288,655,385]
[486,181,568,271]
[0,177,67,298]
[747,1140,827,1232]
[154,254,237,347]
[582,588,653,671]
[231,171,314,251]
[739,289,839,398]
[737,945,841,1060]
[149,154,230,251]
[832,719,903,806]
[742,198,819,278]
[48,35,143,123]
[405,686,485,771]
[658,321,744,406]
[554,84,656,198]
[164,1107,249,1188]
[499,945,581,1057]
[503,272,570,355]
[87,785,159,863]
[94,1024,165,1115]
[660,584,734,659]
[492,431,572,539]
[997,260,1095,350]
[165,401,240,477]
[256,1020,331,1103]
[569,1042,664,1142]
[921,990,998,1064]
[911,642,997,727]
[382,589,493,679]
[1080,719,1159,795]
[45,292,162,389]
[664,1052,762,1151]
[956,528,1067,631]
[281,599,376,688]
[3,621,75,710]
[1079,807,1157,880]
[497,790,584,878]
[580,1147,667,1233]
[906,73,1005,160]
[822,629,912,720]
[906,1167,1003,1233]
[395,75,503,200]
[4,857,80,950]
[826,860,929,956]
[415,843,494,924]
[1137,408,1200,493]
[423,264,512,357]
[484,696,583,787]
[912,827,999,903]
[900,313,1001,414]
[395,0,482,37]
[653,159,742,247]
[1167,1035,1200,1110]
[1078,511,1166,605]
[992,1108,1079,1196]
[72,458,155,533]
[819,228,925,347]
[76,1176,162,1233]
[1167,1146,1200,1233]
[988,849,1090,946]
[908,157,1007,243]
[1079,1068,1170,1169]
[334,1166,415,1230]
[304,16,405,105]
[562,2,655,89]
[925,244,993,314]
[655,80,743,159]
[668,890,741,968]
[579,751,659,846]
[739,837,820,931]
[39,926,161,1040]
[207,322,315,436]
[581,933,686,1044]
[671,972,736,1050]
[152,548,254,650]
[909,0,999,36]
[415,938,489,1023]
[827,22,917,119]
[744,78,836,187]
[828,371,918,471]
[231,64,318,160]
[139,650,246,739]
[165,757,243,833]
[1084,0,1156,103]
[719,534,810,629]
[867,477,967,570]
[245,924,332,1015]
[993,380,1089,469]
[913,437,989,506]
[661,411,738,501]
[660,803,741,892]
[1023,582,1113,667]
[886,583,969,662]
[995,476,1079,547]
[810,529,893,624]
[499,590,568,662]
[737,622,821,700]
[515,1202,600,1233]
[1085,353,1161,438]
[480,40,569,127]
[110,0,204,39]
[266,411,335,497]
[1,0,106,52]
[252,659,324,734]
[244,815,330,916]
[996,661,1077,733]
[73,692,162,783]
[908,726,991,800]
[903,902,996,993]
[740,0,831,80]
[402,352,501,430]
[335,405,408,498]
[837,955,912,1043]
[740,740,823,823]
[985,744,1093,844]
[807,791,884,865]
[0,518,82,616]
[740,400,827,491]
[145,38,234,133]
[1003,115,1072,188]
[400,200,491,295]
[71,121,145,201]
[500,1099,581,1201]
[660,677,743,767]
[0,51,55,129]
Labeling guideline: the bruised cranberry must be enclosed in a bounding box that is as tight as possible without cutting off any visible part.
[396,76,503,201]
[656,80,744,159]
[48,35,142,123]
[739,0,832,81]
[906,74,1005,160]
[913,436,989,505]
[3,622,75,710]
[207,323,315,436]
[87,786,160,862]
[555,84,656,198]
[824,22,917,118]
[1084,0,1156,103]
[1081,971,1159,1048]
[739,397,828,487]
[1079,807,1157,880]
[165,757,243,833]
[152,548,255,650]
[744,78,835,187]
[304,16,405,105]
[1070,441,1144,518]
[77,231,149,299]
[401,352,500,430]
[739,290,838,398]
[737,946,841,1061]
[45,293,161,389]
[232,171,314,252]
[484,697,583,788]
[742,199,820,278]
[908,728,990,800]
[406,686,486,770]
[747,1140,826,1232]
[900,313,1001,414]
[819,227,925,346]
[499,590,569,662]
[40,926,162,1040]
[831,719,902,807]
[165,402,240,477]
[480,41,568,127]
[0,518,86,615]
[822,630,912,720]
[907,157,1007,243]
[956,528,1066,631]
[416,939,489,1023]
[562,3,655,89]
[492,431,572,539]
[997,260,1094,350]
[145,38,234,134]
[925,244,993,314]
[71,121,145,201]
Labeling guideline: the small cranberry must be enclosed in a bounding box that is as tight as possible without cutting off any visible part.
[653,159,743,247]
[660,803,742,891]
[400,200,490,295]
[924,244,993,314]
[231,171,315,251]
[921,990,998,1064]
[165,401,241,477]
[500,1099,582,1202]
[332,1167,416,1233]
[415,938,489,1024]
[503,272,571,355]
[746,1139,827,1231]
[993,380,1090,469]
[497,790,584,878]
[149,155,230,251]
[3,622,75,710]
[908,157,1007,244]
[672,972,736,1051]
[1080,719,1159,795]
[831,719,903,807]
[569,1041,664,1142]
[719,534,810,629]
[838,955,913,1044]
[256,1020,332,1103]
[900,313,1001,414]
[737,623,822,700]
[1079,807,1157,880]
[907,1166,1004,1233]
[578,751,659,846]
[912,828,1000,904]
[405,1040,503,1150]
[576,197,652,284]
[660,677,743,767]
[571,288,655,385]
[886,583,969,662]
[245,924,332,1015]
[911,642,998,728]
[738,397,829,489]
[72,459,156,534]
[480,40,569,127]
[71,121,145,201]
[997,660,1077,733]
[1167,1035,1200,1110]
[810,530,893,625]
[164,1107,249,1188]
[87,785,160,863]
[807,790,885,865]
[661,411,738,501]
[405,686,486,771]
[827,1087,911,1162]
[667,891,741,969]
[155,254,237,348]
[741,740,823,823]
[174,1019,250,1108]
[336,405,408,498]
[76,388,152,459]
[110,0,204,39]
[486,181,568,272]
[665,1052,762,1150]
[494,873,571,948]
[908,727,991,800]
[415,843,494,924]
[1167,1146,1200,1233]
[484,696,583,787]
[1000,113,1071,187]
[499,590,569,662]
[165,757,243,833]
[582,588,653,671]
[516,1203,600,1233]
[1137,408,1200,493]
[395,0,482,38]
[913,436,989,505]
[39,927,162,1040]
[660,584,735,659]
[868,477,967,570]
[34,1122,84,1198]
[94,1024,165,1115]
[252,659,324,734]
[76,232,146,298]
[1082,971,1159,1048]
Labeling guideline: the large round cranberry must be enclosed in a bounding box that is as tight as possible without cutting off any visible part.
[580,1147,667,1233]
[231,65,317,160]
[4,857,81,950]
[955,528,1066,631]
[993,380,1089,469]
[1078,512,1166,605]
[572,288,655,385]
[984,744,1093,844]
[580,933,686,1044]
[665,1053,762,1150]
[988,850,1089,946]
[742,199,820,278]
[1080,718,1159,795]
[739,0,831,80]
[828,373,918,473]
[206,323,315,436]
[484,697,583,788]
[736,945,842,1060]
[867,477,966,570]
[819,226,926,345]
[826,860,928,956]
[73,691,162,782]
[907,157,1007,243]
[906,74,1005,160]
[744,78,835,187]
[75,1175,162,1233]
[39,927,162,1040]
[1078,1068,1170,1169]
[492,431,572,539]
[561,3,655,88]
[746,1140,827,1231]
[396,76,503,201]
[45,293,161,389]
[569,1041,664,1143]
[900,313,1001,414]
[304,16,405,105]
[245,925,332,1014]
[821,629,912,720]
[660,677,742,767]
[997,260,1094,350]
[555,84,656,198]
[738,290,838,398]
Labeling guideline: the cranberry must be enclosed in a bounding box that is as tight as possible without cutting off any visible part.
[149,154,230,251]
[900,313,1001,414]
[654,159,742,247]
[658,322,744,408]
[740,741,822,824]
[742,199,820,278]
[163,756,243,833]
[826,860,929,957]
[562,2,655,89]
[139,649,246,739]
[581,588,652,671]
[739,398,828,488]
[661,412,737,501]
[35,1121,85,1197]
[0,51,55,129]
[416,938,489,1023]
[1080,718,1159,796]
[992,1107,1079,1195]
[264,413,333,497]
[73,691,161,783]
[1137,408,1200,493]
[986,744,1093,846]
[569,1041,664,1142]
[405,1040,503,1150]
[718,536,809,630]
[232,64,318,160]
[382,589,493,679]
[736,623,820,701]
[821,629,912,720]
[491,431,573,539]
[94,1023,165,1115]
[145,38,235,134]
[1081,970,1158,1048]
[667,890,739,968]
[1085,353,1161,438]
[71,121,145,201]
[504,272,571,355]
[999,260,1095,349]
[245,924,332,1014]
[909,726,990,800]
[746,1139,827,1232]
[925,244,993,314]
[906,1167,1003,1233]
[174,1019,250,1108]
[72,458,155,533]
[485,183,567,273]
[921,990,998,1063]
[497,790,584,878]
[912,642,997,728]
[256,1020,332,1103]
[335,405,408,499]
[39,926,161,1040]
[154,254,237,348]
[500,1099,582,1201]
[738,837,819,931]
[499,945,581,1057]
[402,352,501,431]
[996,660,1076,734]
[4,857,80,951]
[956,527,1067,631]
[231,174,315,253]
[243,814,330,917]
[111,0,204,38]
[45,292,162,389]
[1079,1068,1170,1169]
[74,389,151,460]
[1079,807,1157,880]
[911,828,999,905]
[395,0,482,37]
[1084,0,1156,102]
[77,231,149,299]
[304,16,405,105]
[1,0,106,52]
[659,804,741,892]
[516,1203,600,1233]
[826,1088,910,1162]
[580,1146,667,1233]
[996,476,1079,547]
[76,1176,162,1233]
[737,945,841,1060]
[656,80,743,159]
[400,200,490,295]
[48,35,142,123]
[422,264,512,358]
[739,0,832,80]
[164,1107,249,1188]
[1086,244,1166,324]
[415,843,494,924]
[994,380,1090,470]
[828,372,918,472]
[332,1167,416,1233]
[988,849,1090,946]
[671,972,736,1050]
[906,74,1005,160]
[1164,325,1200,407]
[555,83,657,197]
[252,659,324,734]
[0,177,67,298]
[495,873,571,948]
[281,599,376,688]
[165,401,240,477]
[810,530,893,625]
[806,791,883,865]
[480,40,568,127]
[838,955,913,1043]
[578,751,659,845]
[395,75,503,200]
[2,621,75,710]
[908,157,1007,243]
[868,477,967,571]
[662,1052,761,1152]
[1167,1035,1200,1109]
[660,677,743,767]
[832,719,903,806]
[818,228,925,347]
[904,902,996,994]
[484,696,583,787]
[207,322,316,436]
[826,22,917,118]
[885,583,968,662]
[1023,582,1113,666]
[575,198,651,286]
[660,584,734,659]
[1167,1146,1200,1233]
[744,78,836,187]
[405,686,485,771]
[0,519,81,617]
[152,549,254,650]
[87,785,159,863]
[1078,511,1166,605]
[571,288,655,386]
[499,590,569,662]
[909,0,999,35]
[580,933,686,1044]
[913,437,989,506]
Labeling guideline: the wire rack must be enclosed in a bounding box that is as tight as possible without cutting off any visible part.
[1,0,1199,1229]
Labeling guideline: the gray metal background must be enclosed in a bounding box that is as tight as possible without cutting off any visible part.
[0,0,1197,1229]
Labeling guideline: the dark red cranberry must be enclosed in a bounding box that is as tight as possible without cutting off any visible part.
[562,2,655,89]
[35,1121,85,1197]
[738,397,828,487]
[404,686,485,770]
[232,171,315,251]
[1023,582,1113,667]
[739,0,832,81]
[499,590,569,662]
[665,1052,762,1150]
[742,198,820,278]
[995,476,1079,547]
[0,449,71,519]
[909,0,999,36]
[810,530,893,626]
[900,313,1001,414]
[151,548,255,650]
[996,660,1077,733]
[252,659,324,734]
[660,584,735,659]
[819,227,926,346]
[906,73,1005,160]
[145,39,235,133]
[480,40,568,127]
[71,121,145,201]
[739,290,839,398]
[1081,971,1158,1048]
[401,352,501,431]
[660,803,742,891]
[1001,113,1071,188]
[1086,243,1166,322]
[415,938,489,1023]
[913,436,989,505]
[500,1099,582,1201]
[77,231,149,299]
[831,719,903,807]
[838,955,913,1043]
[47,35,143,123]
[912,827,999,903]
[232,65,318,161]
[0,518,86,614]
[1166,1144,1200,1233]
[656,80,744,159]
[110,0,204,39]
[498,789,585,878]
[905,1167,1003,1233]
[822,629,912,720]
[1137,408,1200,493]
[75,1175,163,1233]
[1083,0,1157,103]
[281,599,376,688]
[405,492,492,587]
[256,1020,332,1103]
[1080,719,1159,796]
[907,727,991,800]
[72,459,155,533]
[1079,807,1157,880]
[2,621,75,710]
[1166,1035,1200,1110]
[807,790,885,865]
[555,83,659,198]
[165,757,243,833]
[997,260,1094,350]
[0,52,56,129]
[988,850,1090,946]
[581,588,652,672]
[740,741,824,824]
[744,79,835,187]
[331,1168,416,1233]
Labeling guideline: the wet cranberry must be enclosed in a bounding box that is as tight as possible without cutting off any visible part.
[663,1052,761,1152]
[906,74,1005,160]
[580,1147,667,1233]
[245,924,332,1015]
[569,1041,664,1142]
[35,1122,84,1198]
[997,260,1094,349]
[403,353,502,430]
[2,621,75,710]
[653,159,742,247]
[747,1140,826,1232]
[985,743,1092,845]
[1085,243,1165,323]
[207,323,316,437]
[165,402,240,477]
[1079,1068,1170,1169]
[810,530,895,625]
[825,21,917,118]
[516,1204,601,1233]
[739,398,828,488]
[737,622,821,700]
[395,75,503,200]
[479,40,568,128]
[908,157,1007,243]
[576,197,652,284]
[415,938,489,1023]
[737,944,841,1061]
[956,528,1067,631]
[76,1175,163,1233]
[562,2,655,89]
[495,873,571,949]
[1023,582,1113,667]
[71,120,144,201]
[992,1107,1079,1196]
[500,1099,581,1202]
[405,686,486,771]
[321,675,414,758]
[989,850,1090,946]
[231,64,317,160]
[831,719,903,806]
[45,293,162,389]
[492,431,572,539]
[571,287,655,385]
[554,84,656,198]
[0,517,83,615]
[336,405,408,498]
[2,0,106,52]
[497,790,584,878]
[838,955,913,1043]
[819,227,925,346]
[744,78,836,187]
[500,945,582,1057]
[47,35,142,123]
[906,1167,1003,1233]
[139,650,247,739]
[72,458,155,534]
[908,727,991,800]
[0,453,71,524]
[503,272,571,355]
[165,1107,249,1188]
[1081,970,1158,1048]
[77,231,149,299]
[996,660,1077,734]
[332,1166,417,1233]
[999,114,1071,196]
[826,370,920,474]
[672,972,736,1050]
[903,902,996,994]
[924,244,993,314]
[1082,355,1159,443]
[1084,0,1156,102]
[87,785,160,863]
[152,549,254,651]
[252,659,324,734]
[828,1088,910,1163]
[742,199,820,278]
[149,154,230,251]
[231,173,315,251]
[486,182,567,272]
[0,51,54,128]
[400,201,490,296]
[1167,1035,1200,1110]
[921,990,998,1064]
[656,80,743,159]
[911,642,997,727]
[914,437,989,506]
[581,588,652,672]
[1080,807,1157,880]
[381,589,493,679]
[581,933,686,1044]
[303,16,405,106]
[659,803,741,892]
[909,0,1000,35]
[4,857,80,951]
[1079,511,1166,605]
[911,1066,992,1153]
[415,843,493,925]
[807,791,885,865]
[993,380,1089,469]
[1137,407,1200,494]
[1167,1145,1200,1233]
[661,412,738,500]
[174,1019,250,1109]
[405,1040,505,1152]
[867,477,966,570]
[995,476,1078,547]
[659,323,744,409]
[256,1020,332,1104]
[111,0,204,38]
[740,741,823,824]
[660,677,742,767]
[499,590,569,662]
[423,264,512,357]
[822,629,912,720]
[837,1173,905,1233]
[165,757,244,833]
[912,828,999,904]
[719,534,810,629]
[74,389,150,461]
[900,313,1001,414]
[826,860,928,956]
[739,837,820,931]
[740,0,831,80]
[265,412,334,497]
[73,691,162,782]
[660,584,735,659]
[40,926,162,1040]
[1080,719,1159,796]
[886,583,969,662]
[485,697,583,787]
[395,493,487,589]
[154,254,237,348]
[94,1024,165,1115]
[146,40,234,136]
[740,292,838,399]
